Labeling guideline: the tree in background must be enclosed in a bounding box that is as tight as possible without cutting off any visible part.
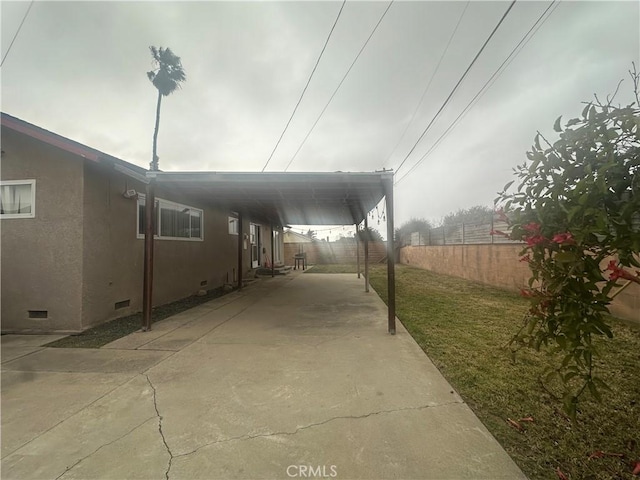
[142,46,186,330]
[395,218,432,243]
[358,226,384,242]
[306,229,317,240]
[147,46,186,170]
[496,67,640,418]
[441,205,493,226]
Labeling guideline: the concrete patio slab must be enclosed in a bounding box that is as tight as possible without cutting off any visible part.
[1,273,526,479]
[1,346,46,364]
[1,370,134,458]
[1,374,162,480]
[1,348,173,374]
[168,403,513,480]
[1,334,67,347]
[1,335,67,363]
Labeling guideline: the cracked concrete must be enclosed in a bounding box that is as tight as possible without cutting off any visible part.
[145,374,174,480]
[1,272,526,479]
[174,401,465,460]
[54,417,157,480]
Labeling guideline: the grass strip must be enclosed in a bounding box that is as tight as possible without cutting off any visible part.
[334,263,638,480]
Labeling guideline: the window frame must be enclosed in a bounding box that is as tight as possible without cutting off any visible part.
[137,194,204,241]
[0,179,36,219]
[228,215,239,235]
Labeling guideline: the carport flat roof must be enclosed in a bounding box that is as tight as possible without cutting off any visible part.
[148,170,393,226]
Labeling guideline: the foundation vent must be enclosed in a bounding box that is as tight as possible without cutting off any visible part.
[200,280,208,286]
[115,300,130,310]
[28,310,48,319]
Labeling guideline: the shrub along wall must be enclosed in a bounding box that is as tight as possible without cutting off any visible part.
[399,244,639,324]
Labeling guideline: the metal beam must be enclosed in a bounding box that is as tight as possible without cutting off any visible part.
[356,222,360,279]
[271,225,275,278]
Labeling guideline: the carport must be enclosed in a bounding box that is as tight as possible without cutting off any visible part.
[142,170,396,334]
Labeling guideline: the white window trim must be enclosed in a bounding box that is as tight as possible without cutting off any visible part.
[0,179,36,219]
[137,194,204,241]
[228,216,239,235]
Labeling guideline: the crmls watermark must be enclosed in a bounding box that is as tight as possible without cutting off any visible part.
[286,465,338,478]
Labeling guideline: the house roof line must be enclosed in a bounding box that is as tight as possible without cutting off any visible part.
[1,112,148,181]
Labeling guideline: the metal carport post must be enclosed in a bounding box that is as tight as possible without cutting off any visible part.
[383,174,396,334]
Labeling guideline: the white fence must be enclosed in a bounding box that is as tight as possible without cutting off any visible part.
[404,218,520,246]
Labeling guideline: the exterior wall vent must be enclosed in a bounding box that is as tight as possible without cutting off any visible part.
[114,300,130,310]
[28,310,48,319]
[200,280,208,286]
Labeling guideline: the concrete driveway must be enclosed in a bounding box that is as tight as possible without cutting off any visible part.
[1,271,525,479]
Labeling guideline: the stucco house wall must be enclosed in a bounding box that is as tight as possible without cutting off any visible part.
[80,160,145,328]
[1,127,85,333]
[1,116,283,333]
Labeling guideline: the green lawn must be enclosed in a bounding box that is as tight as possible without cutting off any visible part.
[316,263,640,480]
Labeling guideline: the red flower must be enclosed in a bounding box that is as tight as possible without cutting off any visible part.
[526,235,546,246]
[519,255,531,263]
[552,232,575,245]
[606,261,640,284]
[520,289,534,297]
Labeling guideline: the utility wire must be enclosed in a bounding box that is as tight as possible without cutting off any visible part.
[384,0,470,169]
[284,0,394,172]
[395,0,559,186]
[261,0,346,172]
[1,0,35,67]
[393,0,517,177]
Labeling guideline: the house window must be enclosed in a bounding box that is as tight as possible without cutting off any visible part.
[137,195,203,241]
[228,216,239,235]
[0,180,35,218]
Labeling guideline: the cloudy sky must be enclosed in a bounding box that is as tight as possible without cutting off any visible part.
[2,0,639,236]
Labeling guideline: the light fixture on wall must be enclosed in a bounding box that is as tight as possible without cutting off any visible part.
[122,189,138,199]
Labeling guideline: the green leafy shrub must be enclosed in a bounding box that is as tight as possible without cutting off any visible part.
[496,67,640,418]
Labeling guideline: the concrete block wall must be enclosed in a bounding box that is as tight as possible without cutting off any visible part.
[399,245,639,325]
[285,241,387,265]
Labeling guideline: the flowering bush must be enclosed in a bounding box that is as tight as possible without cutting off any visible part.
[496,73,640,418]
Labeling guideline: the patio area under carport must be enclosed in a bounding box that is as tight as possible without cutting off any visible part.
[141,170,398,333]
[1,270,525,479]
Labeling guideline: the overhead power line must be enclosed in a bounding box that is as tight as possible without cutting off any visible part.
[284,0,395,172]
[384,0,470,169]
[261,0,347,172]
[394,0,559,186]
[1,0,35,68]
[393,0,517,177]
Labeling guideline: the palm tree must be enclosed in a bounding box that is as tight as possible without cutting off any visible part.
[143,46,186,331]
[147,46,186,170]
